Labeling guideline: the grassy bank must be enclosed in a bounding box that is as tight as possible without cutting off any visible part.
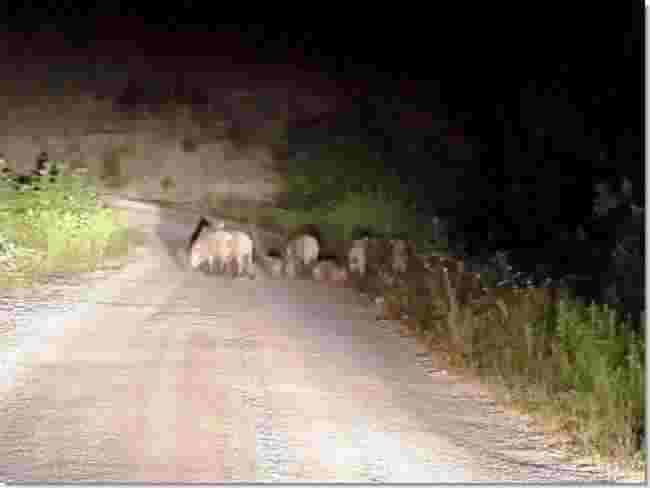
[267,141,443,252]
[411,286,645,470]
[0,159,138,289]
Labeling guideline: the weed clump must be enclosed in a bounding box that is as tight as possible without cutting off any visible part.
[0,158,131,287]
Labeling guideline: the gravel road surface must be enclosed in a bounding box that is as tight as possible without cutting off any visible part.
[0,201,617,482]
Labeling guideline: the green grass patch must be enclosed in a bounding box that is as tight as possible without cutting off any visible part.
[282,141,408,209]
[0,160,135,288]
[529,300,645,462]
[414,284,645,470]
[269,190,428,242]
[274,140,445,251]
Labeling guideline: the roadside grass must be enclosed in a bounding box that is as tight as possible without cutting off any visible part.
[395,278,647,473]
[268,190,432,244]
[265,141,441,250]
[522,300,645,467]
[0,160,137,289]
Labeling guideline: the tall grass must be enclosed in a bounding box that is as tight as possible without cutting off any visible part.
[0,160,132,287]
[275,140,441,249]
[283,141,409,209]
[414,279,645,466]
[532,300,645,461]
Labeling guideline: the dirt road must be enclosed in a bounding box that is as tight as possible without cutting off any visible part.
[0,202,613,482]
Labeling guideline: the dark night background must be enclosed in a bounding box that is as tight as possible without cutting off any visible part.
[0,6,645,314]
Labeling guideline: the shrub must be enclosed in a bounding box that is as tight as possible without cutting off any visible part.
[547,300,645,457]
[320,190,423,242]
[277,140,446,251]
[0,160,130,284]
[282,141,409,210]
[415,260,645,465]
[493,296,645,461]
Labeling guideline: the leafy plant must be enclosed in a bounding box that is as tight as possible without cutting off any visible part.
[277,139,446,250]
[0,159,131,284]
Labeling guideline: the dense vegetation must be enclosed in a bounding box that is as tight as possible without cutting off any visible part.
[0,158,134,288]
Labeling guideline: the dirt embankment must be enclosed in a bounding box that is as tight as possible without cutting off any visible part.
[0,48,348,210]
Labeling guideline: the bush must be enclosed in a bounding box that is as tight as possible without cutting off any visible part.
[490,296,645,461]
[546,300,645,458]
[0,160,130,284]
[282,141,409,210]
[320,190,424,242]
[277,140,446,251]
[412,257,644,465]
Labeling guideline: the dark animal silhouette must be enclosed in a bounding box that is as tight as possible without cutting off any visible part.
[187,216,214,254]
